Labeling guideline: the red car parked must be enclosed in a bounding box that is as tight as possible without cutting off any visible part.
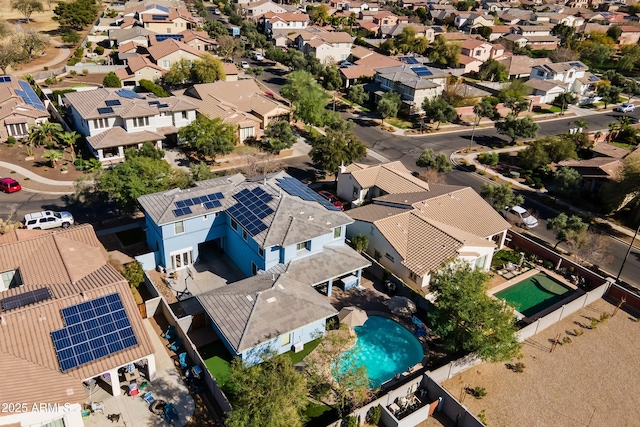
[0,178,22,193]
[318,190,344,210]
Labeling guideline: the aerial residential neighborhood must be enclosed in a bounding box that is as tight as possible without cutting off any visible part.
[2,0,640,425]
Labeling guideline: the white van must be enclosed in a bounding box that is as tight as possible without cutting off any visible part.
[23,211,74,230]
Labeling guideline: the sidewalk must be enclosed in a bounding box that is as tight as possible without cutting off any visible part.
[451,147,640,248]
[0,161,78,195]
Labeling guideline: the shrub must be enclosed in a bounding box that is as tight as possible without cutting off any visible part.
[67,57,80,66]
[543,260,554,269]
[478,151,499,166]
[513,362,525,372]
[75,46,84,58]
[562,336,572,344]
[573,329,584,336]
[351,234,369,253]
[599,312,611,322]
[7,136,17,146]
[589,318,599,329]
[138,79,170,97]
[341,415,358,427]
[122,261,144,288]
[70,70,77,75]
[94,46,105,55]
[366,406,382,426]
[477,410,488,424]
[467,386,487,399]
[82,69,89,75]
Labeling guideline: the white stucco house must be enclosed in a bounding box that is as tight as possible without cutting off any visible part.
[64,88,197,165]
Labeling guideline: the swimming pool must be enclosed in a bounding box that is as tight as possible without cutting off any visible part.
[494,273,575,318]
[334,315,423,388]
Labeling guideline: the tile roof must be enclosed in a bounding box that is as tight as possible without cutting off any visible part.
[197,274,338,354]
[525,78,566,92]
[496,55,551,75]
[347,161,431,193]
[0,226,154,410]
[591,142,629,159]
[109,27,153,45]
[538,60,588,73]
[0,78,49,122]
[558,158,622,179]
[87,127,165,149]
[146,38,206,61]
[64,88,197,120]
[284,245,372,286]
[263,11,310,22]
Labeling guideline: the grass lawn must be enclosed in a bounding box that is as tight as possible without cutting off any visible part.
[303,402,339,427]
[611,141,637,150]
[338,97,371,113]
[199,340,233,387]
[386,117,415,129]
[115,227,146,247]
[288,338,321,365]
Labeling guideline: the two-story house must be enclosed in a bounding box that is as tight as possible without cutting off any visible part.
[454,12,495,29]
[527,60,599,102]
[338,162,510,294]
[458,39,506,72]
[617,25,640,45]
[64,88,197,165]
[137,172,370,365]
[0,76,50,142]
[115,54,167,87]
[0,225,155,427]
[243,0,287,21]
[261,12,309,34]
[146,38,206,69]
[503,25,559,50]
[139,8,196,34]
[295,28,354,64]
[369,64,451,114]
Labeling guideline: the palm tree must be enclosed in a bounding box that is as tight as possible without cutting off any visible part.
[594,131,603,143]
[43,150,63,168]
[85,158,103,173]
[572,118,589,131]
[606,122,620,142]
[58,131,80,162]
[28,122,63,156]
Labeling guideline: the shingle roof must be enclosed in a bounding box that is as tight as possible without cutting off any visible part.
[496,55,551,76]
[0,226,154,410]
[197,274,337,354]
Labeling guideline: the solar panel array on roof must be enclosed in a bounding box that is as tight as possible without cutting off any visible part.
[412,67,433,77]
[1,287,52,311]
[156,34,184,42]
[148,101,161,106]
[105,99,122,107]
[569,62,581,67]
[151,14,166,20]
[97,107,114,115]
[156,4,169,12]
[51,293,138,372]
[589,75,599,81]
[0,76,11,83]
[116,89,142,99]
[157,103,169,109]
[173,206,192,217]
[16,81,46,110]
[175,192,224,212]
[276,177,339,211]
[226,187,274,237]
[399,56,419,64]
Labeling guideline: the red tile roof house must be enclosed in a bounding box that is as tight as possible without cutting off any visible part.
[0,225,155,426]
[0,76,50,143]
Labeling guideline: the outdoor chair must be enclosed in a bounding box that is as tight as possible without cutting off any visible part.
[91,401,104,413]
[168,337,183,352]
[162,325,176,342]
[178,352,189,371]
[142,392,156,404]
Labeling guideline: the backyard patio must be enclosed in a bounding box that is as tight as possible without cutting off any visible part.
[82,319,194,427]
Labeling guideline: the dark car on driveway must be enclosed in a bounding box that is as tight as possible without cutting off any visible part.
[0,177,22,193]
[318,190,344,210]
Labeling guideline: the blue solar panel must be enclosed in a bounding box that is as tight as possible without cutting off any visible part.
[203,200,222,209]
[399,56,419,64]
[413,67,433,76]
[97,107,114,115]
[276,178,339,211]
[172,207,192,217]
[105,99,121,107]
[157,104,169,109]
[1,287,52,311]
[116,89,141,99]
[51,293,138,372]
[152,14,166,20]
[148,101,160,106]
[157,5,169,12]
[0,76,11,83]
[156,34,184,42]
[17,81,46,110]
[227,204,268,236]
[175,200,186,208]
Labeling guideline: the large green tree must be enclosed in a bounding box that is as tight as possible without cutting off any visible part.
[11,0,44,22]
[546,213,588,248]
[495,115,539,144]
[102,72,122,88]
[477,58,508,82]
[281,70,328,126]
[163,58,192,86]
[178,115,236,161]
[429,36,460,67]
[421,97,457,130]
[428,262,522,362]
[479,183,524,211]
[346,84,368,105]
[0,42,27,74]
[553,167,582,197]
[97,148,189,213]
[377,91,401,125]
[53,0,99,30]
[225,355,308,427]
[309,121,367,178]
[596,84,621,108]
[263,120,296,153]
[191,54,226,83]
[20,31,49,58]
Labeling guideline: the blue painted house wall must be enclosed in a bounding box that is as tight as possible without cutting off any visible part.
[207,314,327,367]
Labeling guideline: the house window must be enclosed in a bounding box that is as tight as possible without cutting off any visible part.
[174,221,185,235]
[6,123,28,136]
[475,255,487,269]
[475,49,481,56]
[93,118,108,129]
[259,247,264,257]
[239,126,254,141]
[163,60,171,67]
[568,71,574,79]
[296,240,310,251]
[251,262,258,275]
[231,218,238,230]
[373,250,381,261]
[182,111,188,119]
[409,271,418,281]
[242,229,248,241]
[170,248,193,269]
[352,186,359,199]
[333,227,342,239]
[1,270,21,291]
[132,117,150,127]
[281,332,292,347]
[384,253,394,262]
[537,70,545,76]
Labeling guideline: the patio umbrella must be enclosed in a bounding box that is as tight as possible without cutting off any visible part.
[338,306,368,328]
[387,296,417,317]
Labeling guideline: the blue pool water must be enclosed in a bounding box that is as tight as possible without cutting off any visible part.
[334,316,423,387]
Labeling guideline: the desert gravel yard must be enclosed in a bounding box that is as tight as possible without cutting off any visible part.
[442,298,640,427]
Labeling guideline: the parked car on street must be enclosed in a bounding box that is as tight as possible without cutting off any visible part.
[23,210,74,230]
[616,103,635,113]
[252,52,264,61]
[318,190,344,210]
[502,206,538,229]
[0,177,22,193]
[241,61,249,69]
